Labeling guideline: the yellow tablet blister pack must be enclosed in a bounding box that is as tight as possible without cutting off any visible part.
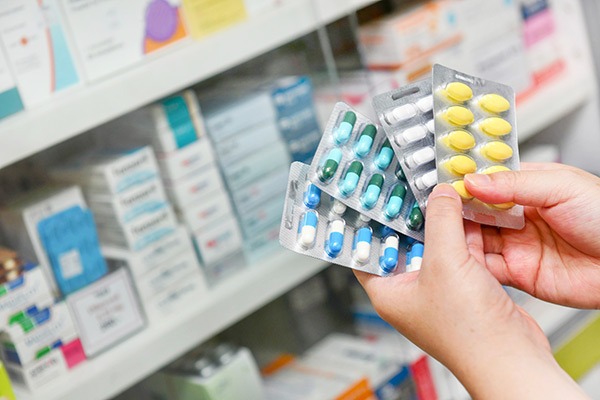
[432,64,524,229]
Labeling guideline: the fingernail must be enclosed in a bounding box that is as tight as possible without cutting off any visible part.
[429,183,460,201]
[465,173,492,187]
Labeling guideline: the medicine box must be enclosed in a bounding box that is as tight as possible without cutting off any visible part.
[1,302,78,366]
[203,92,277,142]
[4,339,84,390]
[177,191,234,233]
[59,0,189,81]
[0,0,80,108]
[163,163,225,209]
[157,139,216,181]
[51,147,159,195]
[213,120,282,165]
[96,205,177,251]
[244,224,280,263]
[220,141,291,191]
[192,217,243,266]
[87,179,168,225]
[230,167,288,214]
[237,194,285,238]
[0,186,88,292]
[0,264,54,326]
[0,47,24,120]
[66,268,145,357]
[142,270,207,322]
[133,251,203,300]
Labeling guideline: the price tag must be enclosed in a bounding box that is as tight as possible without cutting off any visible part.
[67,269,145,357]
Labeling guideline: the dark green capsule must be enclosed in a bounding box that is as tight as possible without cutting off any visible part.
[407,202,424,231]
[319,148,343,182]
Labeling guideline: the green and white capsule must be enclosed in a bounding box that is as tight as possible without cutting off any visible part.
[354,124,377,158]
[384,184,407,220]
[374,139,394,170]
[339,161,363,197]
[407,202,424,231]
[318,148,343,183]
[360,174,384,210]
[333,111,357,145]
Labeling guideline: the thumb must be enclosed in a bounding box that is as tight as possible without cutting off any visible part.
[464,168,581,208]
[422,184,469,271]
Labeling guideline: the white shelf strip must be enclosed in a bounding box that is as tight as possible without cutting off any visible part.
[14,251,327,400]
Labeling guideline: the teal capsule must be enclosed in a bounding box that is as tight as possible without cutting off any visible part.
[360,174,384,210]
[333,111,357,145]
[374,139,394,170]
[395,164,406,181]
[339,161,363,196]
[354,124,377,158]
[319,148,343,182]
[407,202,424,231]
[384,184,407,219]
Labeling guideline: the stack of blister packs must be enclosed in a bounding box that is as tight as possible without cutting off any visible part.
[280,64,523,276]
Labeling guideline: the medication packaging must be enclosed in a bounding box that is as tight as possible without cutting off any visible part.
[432,64,524,229]
[280,162,414,276]
[373,79,435,214]
[308,103,424,241]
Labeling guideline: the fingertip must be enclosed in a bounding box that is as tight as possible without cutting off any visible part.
[429,183,461,202]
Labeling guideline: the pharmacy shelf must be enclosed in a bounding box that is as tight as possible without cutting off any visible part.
[0,0,378,171]
[14,251,328,400]
[517,68,595,143]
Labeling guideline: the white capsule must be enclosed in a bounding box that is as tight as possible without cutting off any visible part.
[409,256,423,271]
[415,170,438,191]
[396,125,428,146]
[384,104,417,125]
[353,227,372,264]
[299,226,316,247]
[405,147,435,169]
[359,214,372,223]
[425,119,435,133]
[416,95,434,112]
[332,199,347,215]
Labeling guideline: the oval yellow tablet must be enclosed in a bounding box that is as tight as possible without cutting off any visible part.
[479,94,510,114]
[443,130,476,151]
[442,106,475,127]
[446,155,477,176]
[482,165,511,174]
[445,82,473,102]
[452,180,473,200]
[489,202,516,210]
[481,141,514,162]
[480,117,512,137]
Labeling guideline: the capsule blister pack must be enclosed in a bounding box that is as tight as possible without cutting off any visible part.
[280,162,418,276]
[372,80,436,214]
[432,64,524,229]
[308,102,424,241]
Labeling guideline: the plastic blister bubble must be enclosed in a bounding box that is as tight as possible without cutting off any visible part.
[373,80,435,215]
[279,162,416,276]
[432,64,524,229]
[307,102,424,241]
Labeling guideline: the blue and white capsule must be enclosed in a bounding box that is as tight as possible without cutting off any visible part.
[298,211,318,248]
[379,234,399,273]
[352,227,372,264]
[407,242,424,272]
[325,220,345,258]
[333,111,357,145]
[303,183,321,209]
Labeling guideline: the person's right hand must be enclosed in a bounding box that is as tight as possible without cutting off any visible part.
[464,162,600,309]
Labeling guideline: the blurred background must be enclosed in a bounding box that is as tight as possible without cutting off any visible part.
[0,0,599,399]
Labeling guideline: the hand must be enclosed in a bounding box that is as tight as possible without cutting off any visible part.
[354,184,587,399]
[464,162,600,309]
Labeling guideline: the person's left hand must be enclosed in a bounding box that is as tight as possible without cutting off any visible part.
[354,184,585,399]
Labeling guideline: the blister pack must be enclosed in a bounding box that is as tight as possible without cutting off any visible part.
[432,64,524,229]
[280,162,417,276]
[308,102,424,241]
[372,80,435,214]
